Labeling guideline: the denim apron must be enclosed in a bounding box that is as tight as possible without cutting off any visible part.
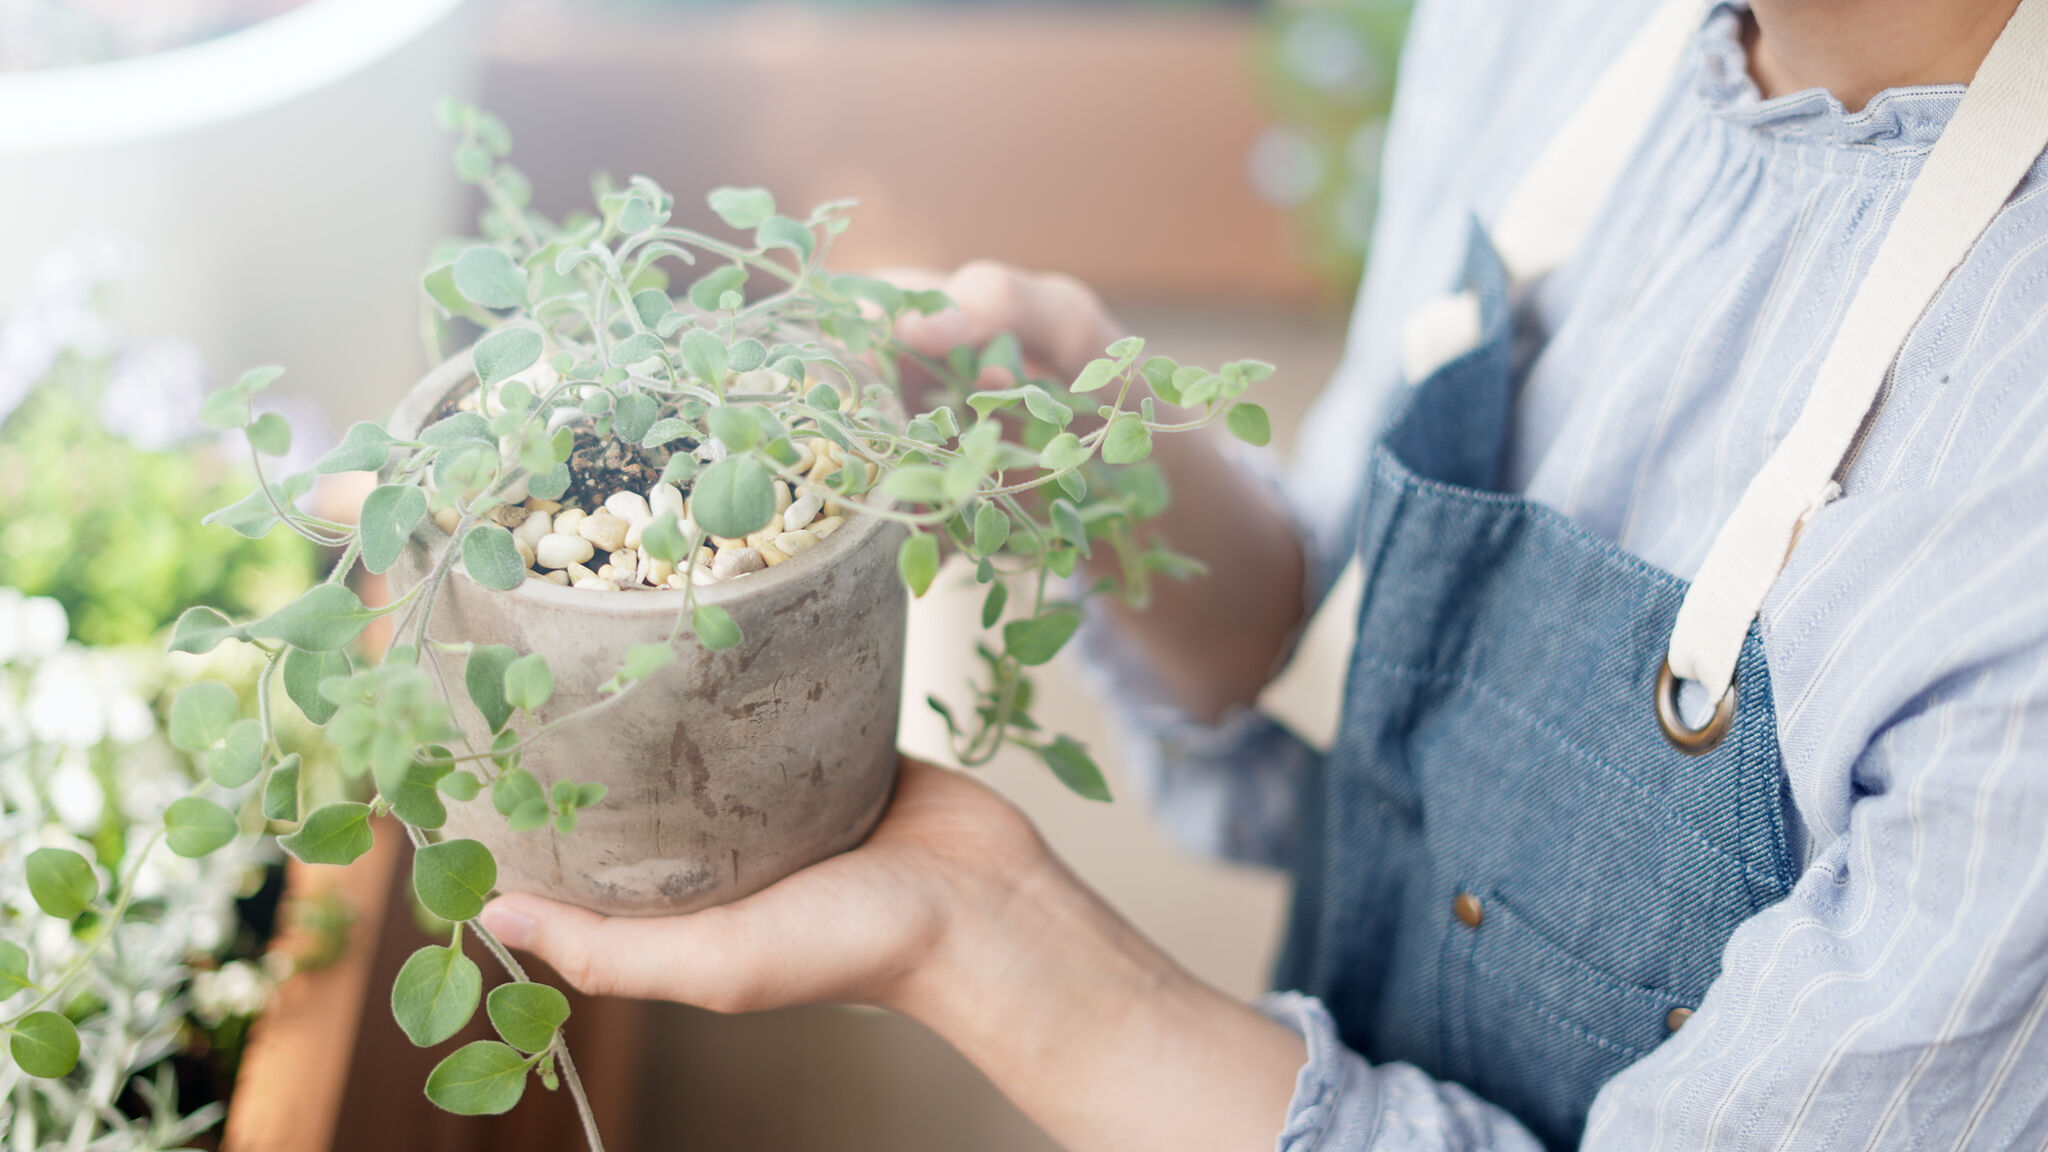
[1272,0,2048,1146]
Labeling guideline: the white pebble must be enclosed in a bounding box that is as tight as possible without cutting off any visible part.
[811,515,844,539]
[567,562,598,584]
[513,510,552,550]
[667,572,689,589]
[524,497,562,514]
[577,509,629,552]
[758,541,790,567]
[649,483,685,519]
[553,508,586,535]
[515,536,536,567]
[691,568,721,586]
[711,548,766,580]
[641,554,676,587]
[433,506,460,535]
[536,533,596,570]
[775,529,819,556]
[605,491,651,522]
[773,481,792,516]
[574,577,619,591]
[540,570,569,586]
[624,515,652,549]
[596,563,617,582]
[784,493,823,532]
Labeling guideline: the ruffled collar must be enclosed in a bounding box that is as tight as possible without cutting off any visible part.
[1693,1,1963,150]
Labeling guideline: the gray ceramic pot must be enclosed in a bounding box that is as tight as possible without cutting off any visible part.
[386,353,907,916]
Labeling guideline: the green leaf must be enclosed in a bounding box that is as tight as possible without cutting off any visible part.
[393,945,483,1048]
[169,681,239,752]
[321,424,401,477]
[279,801,375,866]
[247,584,375,652]
[247,412,292,457]
[264,754,302,822]
[621,643,675,685]
[981,580,1009,629]
[454,247,528,309]
[612,393,658,444]
[492,768,544,819]
[1070,357,1118,394]
[1037,432,1089,472]
[641,512,688,565]
[25,849,97,920]
[390,760,450,830]
[898,534,940,598]
[284,647,349,726]
[439,771,482,802]
[575,782,608,808]
[1038,736,1112,802]
[202,471,315,539]
[688,265,748,312]
[642,418,691,449]
[414,839,497,922]
[1021,386,1073,429]
[756,215,815,261]
[463,525,527,591]
[678,328,729,384]
[1101,416,1153,465]
[473,329,544,389]
[168,606,244,655]
[488,983,571,1054]
[166,797,239,858]
[692,604,742,652]
[205,718,264,787]
[425,1041,530,1115]
[0,942,31,996]
[610,332,663,366]
[1226,402,1272,448]
[691,456,776,538]
[705,406,759,453]
[10,1012,79,1078]
[464,645,517,732]
[528,463,570,502]
[420,412,491,448]
[360,484,428,575]
[502,654,553,713]
[972,502,1011,555]
[199,365,283,430]
[878,464,949,505]
[707,186,776,230]
[1004,609,1082,666]
[618,195,668,234]
[1050,501,1090,559]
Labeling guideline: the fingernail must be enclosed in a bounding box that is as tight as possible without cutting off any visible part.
[480,902,533,949]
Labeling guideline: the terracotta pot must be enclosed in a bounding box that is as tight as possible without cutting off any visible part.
[385,352,907,916]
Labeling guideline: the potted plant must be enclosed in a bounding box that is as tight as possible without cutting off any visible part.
[154,101,1275,1146]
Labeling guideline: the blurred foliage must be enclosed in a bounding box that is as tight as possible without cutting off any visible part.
[0,373,317,647]
[1250,0,1410,295]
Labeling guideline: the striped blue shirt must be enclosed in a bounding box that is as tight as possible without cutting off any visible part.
[1103,2,2048,1147]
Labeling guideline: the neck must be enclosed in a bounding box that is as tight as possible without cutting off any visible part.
[1743,0,2022,111]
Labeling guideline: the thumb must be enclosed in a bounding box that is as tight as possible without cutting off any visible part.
[476,891,762,1009]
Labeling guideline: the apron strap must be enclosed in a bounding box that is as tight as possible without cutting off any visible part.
[1491,0,1706,284]
[1403,0,1702,383]
[1667,0,2048,702]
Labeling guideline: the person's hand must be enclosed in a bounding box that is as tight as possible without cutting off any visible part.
[882,261,1127,389]
[475,756,1046,1016]
[479,754,1304,1152]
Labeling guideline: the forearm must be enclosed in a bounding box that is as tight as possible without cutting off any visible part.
[894,853,1303,1152]
[1095,423,1307,722]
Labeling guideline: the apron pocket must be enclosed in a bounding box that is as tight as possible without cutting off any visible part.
[1462,893,1684,1128]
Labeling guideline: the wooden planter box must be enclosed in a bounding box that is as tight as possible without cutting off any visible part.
[223,819,645,1152]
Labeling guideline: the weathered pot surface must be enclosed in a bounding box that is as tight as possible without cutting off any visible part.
[386,352,907,916]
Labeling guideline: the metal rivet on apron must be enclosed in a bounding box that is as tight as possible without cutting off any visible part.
[1666,1007,1694,1032]
[1655,659,1736,756]
[1453,892,1484,928]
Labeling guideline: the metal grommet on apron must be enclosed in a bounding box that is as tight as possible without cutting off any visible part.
[1655,659,1734,755]
[1276,0,2048,1146]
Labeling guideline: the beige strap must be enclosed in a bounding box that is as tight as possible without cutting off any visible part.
[1668,0,2048,696]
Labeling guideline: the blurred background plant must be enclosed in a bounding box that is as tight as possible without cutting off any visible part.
[0,246,336,1149]
[1247,0,1409,294]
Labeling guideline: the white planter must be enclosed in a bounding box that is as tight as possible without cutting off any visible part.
[0,0,477,426]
